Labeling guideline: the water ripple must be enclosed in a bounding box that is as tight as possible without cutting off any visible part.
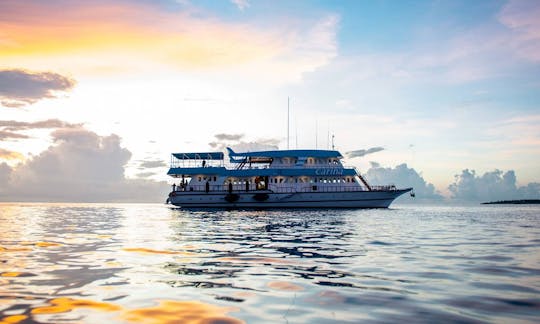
[0,203,539,323]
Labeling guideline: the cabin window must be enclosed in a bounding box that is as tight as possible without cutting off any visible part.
[214,176,217,181]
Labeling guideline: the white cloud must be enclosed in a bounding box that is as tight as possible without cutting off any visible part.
[448,169,540,202]
[498,0,540,62]
[231,0,250,11]
[365,163,443,201]
[0,127,167,202]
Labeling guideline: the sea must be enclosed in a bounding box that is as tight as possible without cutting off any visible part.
[0,203,539,323]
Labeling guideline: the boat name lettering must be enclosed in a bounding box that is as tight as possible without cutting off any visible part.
[315,168,343,176]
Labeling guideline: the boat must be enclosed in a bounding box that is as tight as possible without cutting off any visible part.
[166,147,412,208]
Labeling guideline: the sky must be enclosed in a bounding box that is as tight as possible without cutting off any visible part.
[1,0,539,202]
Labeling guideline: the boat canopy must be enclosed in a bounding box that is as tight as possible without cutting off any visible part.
[172,152,224,160]
[226,147,343,159]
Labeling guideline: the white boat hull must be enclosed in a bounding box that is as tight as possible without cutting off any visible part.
[168,189,412,209]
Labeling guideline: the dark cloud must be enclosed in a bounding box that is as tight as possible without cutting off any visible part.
[0,127,167,202]
[0,119,83,143]
[214,133,244,141]
[365,163,443,201]
[448,169,540,202]
[0,69,76,107]
[0,130,29,140]
[346,147,384,158]
[136,172,157,178]
[0,119,81,131]
[139,160,167,168]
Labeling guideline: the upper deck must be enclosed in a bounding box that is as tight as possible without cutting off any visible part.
[167,147,355,177]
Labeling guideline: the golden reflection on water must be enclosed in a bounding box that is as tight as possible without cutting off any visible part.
[31,297,122,314]
[0,314,27,324]
[121,300,244,324]
[123,247,195,256]
[33,242,63,247]
[0,272,22,277]
[26,298,244,324]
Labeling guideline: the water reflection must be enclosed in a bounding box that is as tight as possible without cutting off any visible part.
[1,204,539,323]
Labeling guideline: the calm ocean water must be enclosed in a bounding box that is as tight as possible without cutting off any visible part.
[0,203,539,323]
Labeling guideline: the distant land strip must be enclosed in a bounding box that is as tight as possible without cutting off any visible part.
[482,199,540,205]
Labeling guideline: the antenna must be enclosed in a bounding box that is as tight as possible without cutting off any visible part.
[295,118,298,149]
[332,134,335,150]
[287,97,290,150]
[327,122,330,149]
[315,119,318,149]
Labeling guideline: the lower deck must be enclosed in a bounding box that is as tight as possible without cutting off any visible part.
[167,189,412,209]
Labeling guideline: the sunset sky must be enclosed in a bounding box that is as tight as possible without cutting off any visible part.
[1,0,539,202]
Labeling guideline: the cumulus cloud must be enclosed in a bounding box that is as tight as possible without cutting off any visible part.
[0,162,11,185]
[346,147,384,158]
[0,127,167,202]
[0,69,76,107]
[448,169,540,202]
[365,163,443,201]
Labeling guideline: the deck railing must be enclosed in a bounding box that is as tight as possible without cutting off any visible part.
[171,184,397,193]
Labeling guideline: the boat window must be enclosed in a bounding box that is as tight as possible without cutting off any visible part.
[214,176,217,181]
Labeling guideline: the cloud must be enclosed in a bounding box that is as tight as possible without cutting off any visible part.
[139,160,167,168]
[214,133,244,141]
[0,1,338,81]
[498,0,540,62]
[136,171,157,178]
[0,127,167,202]
[209,135,280,152]
[0,162,11,185]
[0,69,76,107]
[0,119,81,131]
[231,0,250,11]
[0,119,82,144]
[346,147,384,158]
[364,163,443,201]
[0,148,24,160]
[448,169,540,202]
[0,131,29,140]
